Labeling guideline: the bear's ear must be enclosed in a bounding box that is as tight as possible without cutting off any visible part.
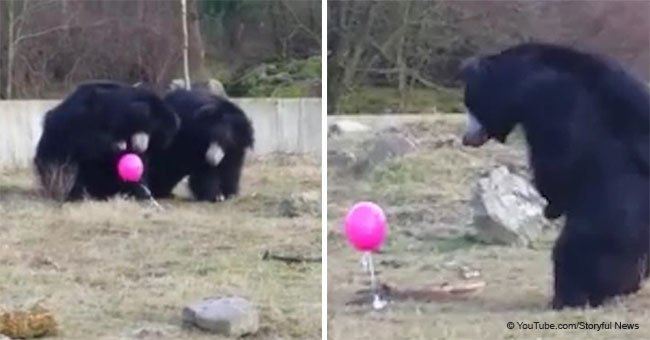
[149,97,180,130]
[83,86,110,113]
[459,56,483,80]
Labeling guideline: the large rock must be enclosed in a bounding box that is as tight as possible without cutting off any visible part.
[469,166,547,246]
[168,78,228,97]
[353,132,417,175]
[182,297,259,337]
[367,133,417,163]
[327,150,357,168]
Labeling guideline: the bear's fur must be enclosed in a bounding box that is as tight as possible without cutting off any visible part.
[460,43,649,309]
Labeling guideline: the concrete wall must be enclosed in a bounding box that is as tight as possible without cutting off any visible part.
[0,98,322,170]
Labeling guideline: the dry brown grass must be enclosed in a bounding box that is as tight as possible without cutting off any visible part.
[0,155,321,339]
[327,115,650,340]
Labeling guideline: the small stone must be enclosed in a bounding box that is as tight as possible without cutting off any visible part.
[132,326,169,339]
[28,255,60,270]
[182,297,259,337]
[432,134,459,148]
[459,266,481,279]
[328,120,370,137]
[469,166,547,246]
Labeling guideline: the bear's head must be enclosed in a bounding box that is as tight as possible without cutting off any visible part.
[459,46,541,147]
[191,98,254,167]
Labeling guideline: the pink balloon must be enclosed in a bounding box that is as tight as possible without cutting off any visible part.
[117,153,144,182]
[344,201,387,252]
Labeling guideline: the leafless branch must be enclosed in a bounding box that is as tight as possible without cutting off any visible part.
[15,19,114,46]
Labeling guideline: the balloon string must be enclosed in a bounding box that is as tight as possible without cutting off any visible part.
[139,183,164,211]
[366,252,387,310]
[367,252,377,292]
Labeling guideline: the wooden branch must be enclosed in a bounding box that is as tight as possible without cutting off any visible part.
[342,0,378,87]
[363,67,447,90]
[14,19,114,45]
[363,68,400,74]
[280,0,321,44]
[261,250,321,264]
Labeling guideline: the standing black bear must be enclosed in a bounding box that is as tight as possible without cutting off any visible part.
[147,89,254,202]
[35,80,180,201]
[460,43,649,309]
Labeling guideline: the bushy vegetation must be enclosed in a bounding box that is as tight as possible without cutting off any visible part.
[226,56,321,97]
[337,86,463,114]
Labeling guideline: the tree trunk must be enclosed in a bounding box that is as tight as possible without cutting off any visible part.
[397,1,412,110]
[341,1,377,88]
[327,0,344,113]
[0,2,5,97]
[180,0,191,89]
[187,0,206,79]
[6,0,15,99]
[268,0,284,58]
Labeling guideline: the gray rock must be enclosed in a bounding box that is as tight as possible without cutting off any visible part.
[182,297,259,337]
[168,78,228,97]
[469,166,547,246]
[328,120,370,137]
[354,132,417,175]
[327,150,357,168]
[203,79,228,97]
[368,133,417,163]
[278,192,320,218]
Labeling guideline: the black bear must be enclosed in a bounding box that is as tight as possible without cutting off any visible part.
[34,80,180,201]
[147,89,254,202]
[460,43,649,309]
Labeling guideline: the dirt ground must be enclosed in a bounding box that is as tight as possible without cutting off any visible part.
[0,155,321,339]
[327,115,650,340]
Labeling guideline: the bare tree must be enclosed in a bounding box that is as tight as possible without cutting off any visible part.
[1,0,319,99]
[328,1,379,113]
[6,0,15,98]
[181,0,191,89]
[328,0,649,112]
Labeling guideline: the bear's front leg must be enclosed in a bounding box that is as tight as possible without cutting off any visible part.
[551,229,589,309]
[188,168,222,202]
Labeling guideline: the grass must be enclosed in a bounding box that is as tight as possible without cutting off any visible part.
[0,155,321,339]
[336,86,464,114]
[327,115,650,339]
